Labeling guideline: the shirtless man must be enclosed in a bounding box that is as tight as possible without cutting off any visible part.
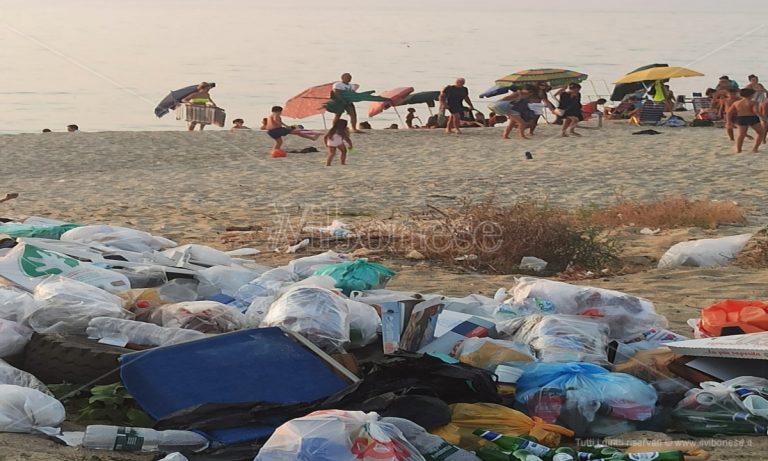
[727,89,764,153]
[265,106,320,151]
[722,88,742,141]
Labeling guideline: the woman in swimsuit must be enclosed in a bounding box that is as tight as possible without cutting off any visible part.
[728,88,765,153]
[182,82,216,131]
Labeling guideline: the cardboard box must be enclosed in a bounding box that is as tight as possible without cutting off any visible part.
[418,316,497,356]
[666,332,768,360]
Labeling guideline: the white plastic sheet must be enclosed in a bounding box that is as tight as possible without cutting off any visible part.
[0,320,32,358]
[0,384,65,434]
[0,287,36,322]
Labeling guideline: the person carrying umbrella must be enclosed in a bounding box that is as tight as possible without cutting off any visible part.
[331,73,362,133]
[181,82,217,131]
[440,77,475,134]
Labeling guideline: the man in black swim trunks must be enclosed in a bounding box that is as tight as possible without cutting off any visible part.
[265,106,320,151]
[440,78,475,134]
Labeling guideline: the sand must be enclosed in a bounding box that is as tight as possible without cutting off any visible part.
[2,122,768,460]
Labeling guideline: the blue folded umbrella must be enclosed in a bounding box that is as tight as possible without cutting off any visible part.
[120,328,354,447]
[479,85,513,98]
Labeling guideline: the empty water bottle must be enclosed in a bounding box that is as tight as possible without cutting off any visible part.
[83,425,209,452]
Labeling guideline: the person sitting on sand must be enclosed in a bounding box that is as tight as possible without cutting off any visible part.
[405,108,422,128]
[358,121,372,130]
[265,106,321,151]
[555,83,583,137]
[581,98,607,127]
[67,124,79,132]
[181,82,216,131]
[42,128,51,133]
[231,118,250,130]
[385,123,399,129]
[325,118,353,166]
[727,88,765,153]
[259,118,268,130]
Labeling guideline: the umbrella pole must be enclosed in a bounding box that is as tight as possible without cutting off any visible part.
[428,106,433,116]
[322,113,327,130]
[392,106,404,125]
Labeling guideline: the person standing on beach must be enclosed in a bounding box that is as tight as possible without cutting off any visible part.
[723,87,743,141]
[555,83,583,137]
[181,82,216,131]
[440,78,475,134]
[746,75,768,102]
[727,88,764,153]
[325,119,353,166]
[716,75,738,92]
[332,73,362,133]
[265,106,321,151]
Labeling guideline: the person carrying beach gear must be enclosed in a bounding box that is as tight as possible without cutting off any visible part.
[181,82,217,131]
[331,73,362,133]
[440,77,475,135]
[265,106,321,152]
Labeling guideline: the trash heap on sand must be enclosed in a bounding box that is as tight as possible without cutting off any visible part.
[2,217,768,461]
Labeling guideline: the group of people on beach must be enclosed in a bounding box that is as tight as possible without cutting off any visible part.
[699,75,768,153]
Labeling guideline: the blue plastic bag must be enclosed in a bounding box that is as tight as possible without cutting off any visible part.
[515,362,657,437]
[314,259,395,295]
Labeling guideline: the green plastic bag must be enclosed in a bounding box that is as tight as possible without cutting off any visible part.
[315,259,396,295]
[0,223,81,239]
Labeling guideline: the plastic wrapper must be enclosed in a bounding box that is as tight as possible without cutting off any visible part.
[431,403,574,450]
[0,319,32,358]
[286,250,350,279]
[0,384,65,433]
[315,259,395,295]
[149,301,246,333]
[515,362,658,437]
[672,376,768,436]
[0,287,36,322]
[501,314,611,366]
[24,277,130,335]
[255,410,425,461]
[261,286,350,353]
[162,244,233,267]
[454,337,534,370]
[87,317,208,347]
[0,359,50,394]
[346,299,381,349]
[510,277,666,340]
[61,224,177,253]
[658,234,752,269]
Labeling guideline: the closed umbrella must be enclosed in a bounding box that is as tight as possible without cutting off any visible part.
[496,69,588,88]
[282,83,334,119]
[614,66,704,84]
[324,91,388,114]
[611,64,668,101]
[479,85,513,98]
[368,87,415,118]
[154,84,212,118]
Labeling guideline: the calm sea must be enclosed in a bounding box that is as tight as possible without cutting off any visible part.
[2,0,767,133]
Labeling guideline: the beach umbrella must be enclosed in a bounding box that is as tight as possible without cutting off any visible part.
[324,90,388,114]
[614,66,704,84]
[368,87,415,118]
[495,69,588,88]
[282,82,334,119]
[611,64,668,101]
[154,84,208,118]
[479,85,513,98]
[398,91,441,115]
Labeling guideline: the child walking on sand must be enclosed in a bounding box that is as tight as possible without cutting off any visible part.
[728,88,765,153]
[325,119,353,166]
[265,106,321,151]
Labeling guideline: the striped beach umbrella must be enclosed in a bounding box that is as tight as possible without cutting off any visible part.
[495,69,588,88]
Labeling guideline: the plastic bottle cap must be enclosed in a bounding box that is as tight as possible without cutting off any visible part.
[136,300,151,309]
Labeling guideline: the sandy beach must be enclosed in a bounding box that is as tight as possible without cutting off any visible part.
[3,122,768,460]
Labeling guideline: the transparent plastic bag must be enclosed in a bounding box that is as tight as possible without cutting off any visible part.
[0,320,33,358]
[287,251,350,279]
[510,277,666,340]
[86,317,207,347]
[503,314,611,366]
[198,265,262,297]
[255,410,425,461]
[24,277,130,335]
[0,287,36,322]
[440,294,500,318]
[346,299,381,349]
[455,337,534,370]
[0,359,50,394]
[149,301,246,333]
[261,286,350,353]
[162,244,233,267]
[61,224,176,253]
[0,384,65,433]
[515,362,658,437]
[315,259,396,295]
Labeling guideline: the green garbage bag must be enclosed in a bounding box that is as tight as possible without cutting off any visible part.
[0,223,81,239]
[315,259,396,295]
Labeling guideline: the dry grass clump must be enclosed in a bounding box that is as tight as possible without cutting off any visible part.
[590,197,746,229]
[404,200,621,274]
[734,228,768,269]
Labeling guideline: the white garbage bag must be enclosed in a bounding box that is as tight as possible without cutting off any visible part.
[286,251,350,278]
[61,225,176,253]
[198,265,262,297]
[0,360,50,394]
[0,320,32,358]
[0,287,36,322]
[346,299,381,349]
[0,243,131,294]
[149,301,246,333]
[658,234,753,269]
[0,384,65,433]
[24,277,130,334]
[162,244,234,267]
[510,277,666,340]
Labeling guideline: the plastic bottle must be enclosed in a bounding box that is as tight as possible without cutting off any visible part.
[86,317,207,347]
[82,425,209,452]
[382,417,480,460]
[588,452,684,461]
[472,429,553,459]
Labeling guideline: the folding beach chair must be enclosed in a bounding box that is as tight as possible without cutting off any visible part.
[631,101,665,126]
[692,97,712,113]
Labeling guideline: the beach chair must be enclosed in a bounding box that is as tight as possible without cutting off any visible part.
[631,101,665,126]
[605,99,634,119]
[691,97,712,113]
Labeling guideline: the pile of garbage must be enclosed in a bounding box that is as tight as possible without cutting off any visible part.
[1,216,766,460]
